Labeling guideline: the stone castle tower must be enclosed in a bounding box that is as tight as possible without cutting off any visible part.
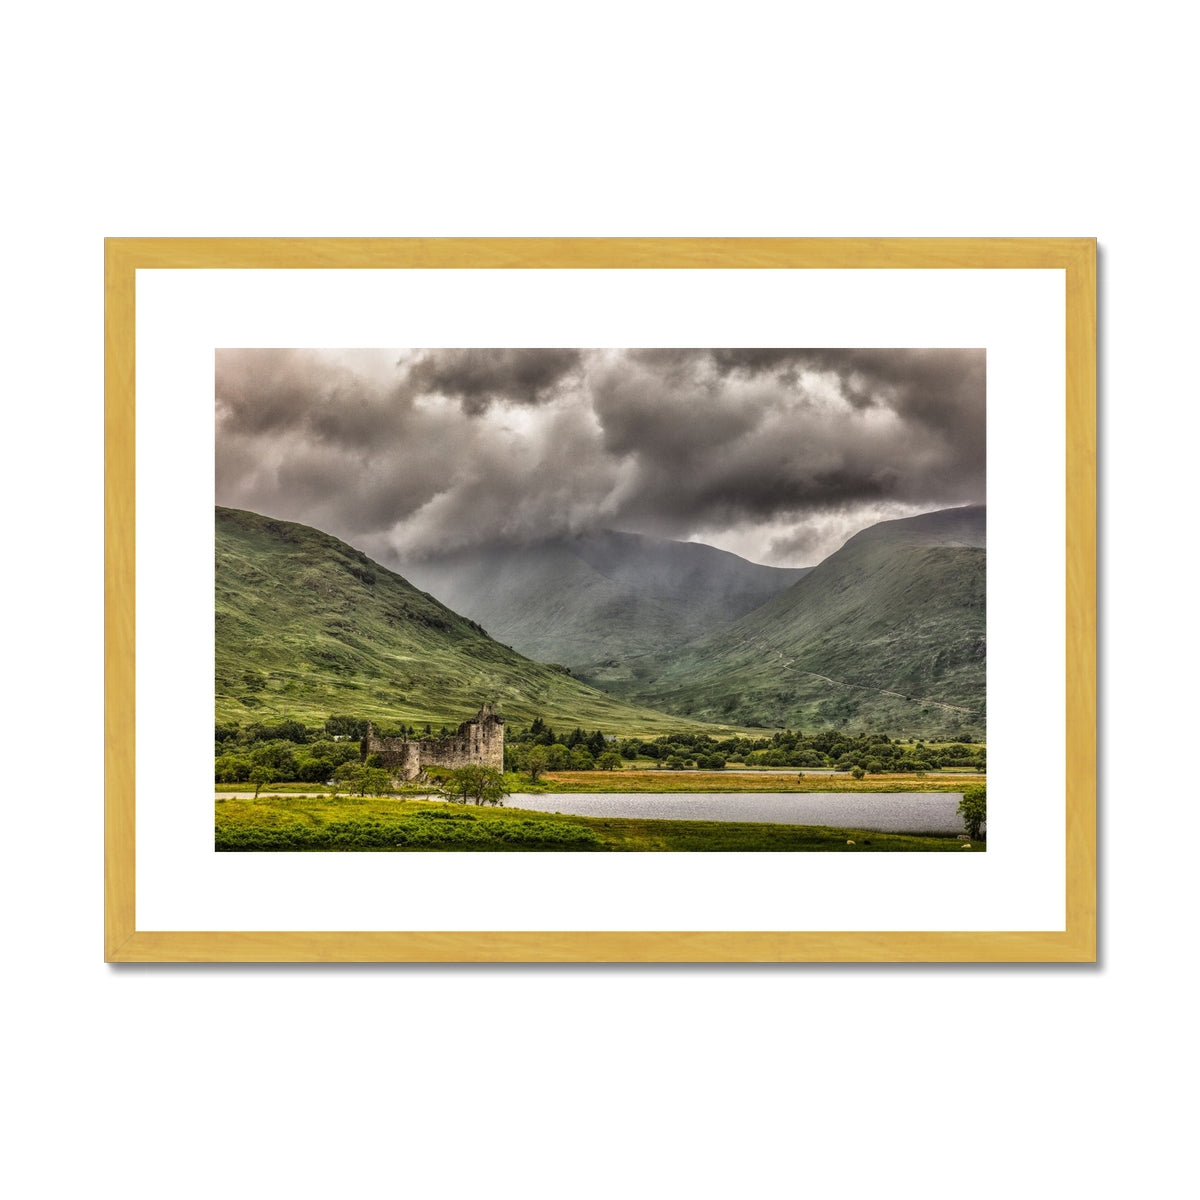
[363,703,504,781]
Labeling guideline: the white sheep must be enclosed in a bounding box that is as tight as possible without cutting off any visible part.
[846,839,855,846]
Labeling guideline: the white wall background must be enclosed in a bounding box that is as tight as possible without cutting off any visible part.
[3,3,1189,1198]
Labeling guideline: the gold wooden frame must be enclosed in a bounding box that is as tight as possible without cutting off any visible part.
[105,238,1096,962]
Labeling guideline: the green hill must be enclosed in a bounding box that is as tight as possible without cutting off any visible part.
[606,506,987,739]
[215,507,723,735]
[402,529,808,677]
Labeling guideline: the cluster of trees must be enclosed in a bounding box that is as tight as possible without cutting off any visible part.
[214,717,365,784]
[735,730,986,774]
[611,732,730,770]
[552,727,986,773]
[504,719,622,774]
[709,729,981,772]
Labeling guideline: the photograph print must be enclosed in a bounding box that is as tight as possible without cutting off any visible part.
[214,347,986,853]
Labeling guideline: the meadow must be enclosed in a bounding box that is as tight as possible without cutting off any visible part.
[530,768,980,794]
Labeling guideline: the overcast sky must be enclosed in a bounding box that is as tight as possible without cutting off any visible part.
[215,347,984,568]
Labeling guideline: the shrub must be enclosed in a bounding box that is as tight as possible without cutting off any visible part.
[215,810,602,851]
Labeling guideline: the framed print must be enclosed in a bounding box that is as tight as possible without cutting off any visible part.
[104,238,1096,962]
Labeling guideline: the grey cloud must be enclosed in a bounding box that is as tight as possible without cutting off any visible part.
[764,503,920,564]
[216,348,413,449]
[388,403,621,556]
[628,347,985,435]
[403,348,583,415]
[215,347,984,568]
[589,353,764,458]
[584,349,982,537]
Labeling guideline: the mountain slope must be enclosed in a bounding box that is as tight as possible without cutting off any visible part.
[608,506,986,738]
[215,507,715,733]
[401,530,809,675]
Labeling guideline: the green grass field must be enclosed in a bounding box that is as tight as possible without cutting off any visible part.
[215,794,983,852]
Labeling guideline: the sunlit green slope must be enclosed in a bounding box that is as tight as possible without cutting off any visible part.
[215,507,722,735]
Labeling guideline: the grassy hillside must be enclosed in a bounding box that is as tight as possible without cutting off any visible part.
[215,507,732,735]
[608,506,987,739]
[402,529,808,675]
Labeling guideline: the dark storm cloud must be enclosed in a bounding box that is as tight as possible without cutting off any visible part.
[709,348,985,427]
[708,348,810,374]
[215,347,984,567]
[626,347,985,430]
[801,348,985,437]
[585,348,983,531]
[402,348,583,415]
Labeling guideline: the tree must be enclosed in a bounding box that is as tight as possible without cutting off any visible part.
[215,754,251,783]
[360,767,391,796]
[597,751,622,771]
[525,745,549,783]
[249,765,273,797]
[332,762,392,796]
[442,765,507,805]
[250,740,298,778]
[325,715,367,739]
[568,746,595,770]
[334,761,363,793]
[958,784,987,839]
[295,756,332,783]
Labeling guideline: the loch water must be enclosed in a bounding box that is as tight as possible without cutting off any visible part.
[506,791,965,834]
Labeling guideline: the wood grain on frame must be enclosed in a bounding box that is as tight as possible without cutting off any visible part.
[104,237,1096,963]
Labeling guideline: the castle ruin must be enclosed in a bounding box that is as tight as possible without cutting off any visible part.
[363,702,504,781]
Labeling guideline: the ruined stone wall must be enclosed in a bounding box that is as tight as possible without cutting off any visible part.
[363,731,421,778]
[364,703,504,781]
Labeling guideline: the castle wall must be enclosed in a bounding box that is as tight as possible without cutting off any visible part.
[364,704,504,781]
[364,733,421,778]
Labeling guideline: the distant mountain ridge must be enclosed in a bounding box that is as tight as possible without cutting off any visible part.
[607,506,987,738]
[401,529,810,675]
[215,504,985,740]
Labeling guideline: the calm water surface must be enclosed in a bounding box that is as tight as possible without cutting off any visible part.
[507,791,964,834]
